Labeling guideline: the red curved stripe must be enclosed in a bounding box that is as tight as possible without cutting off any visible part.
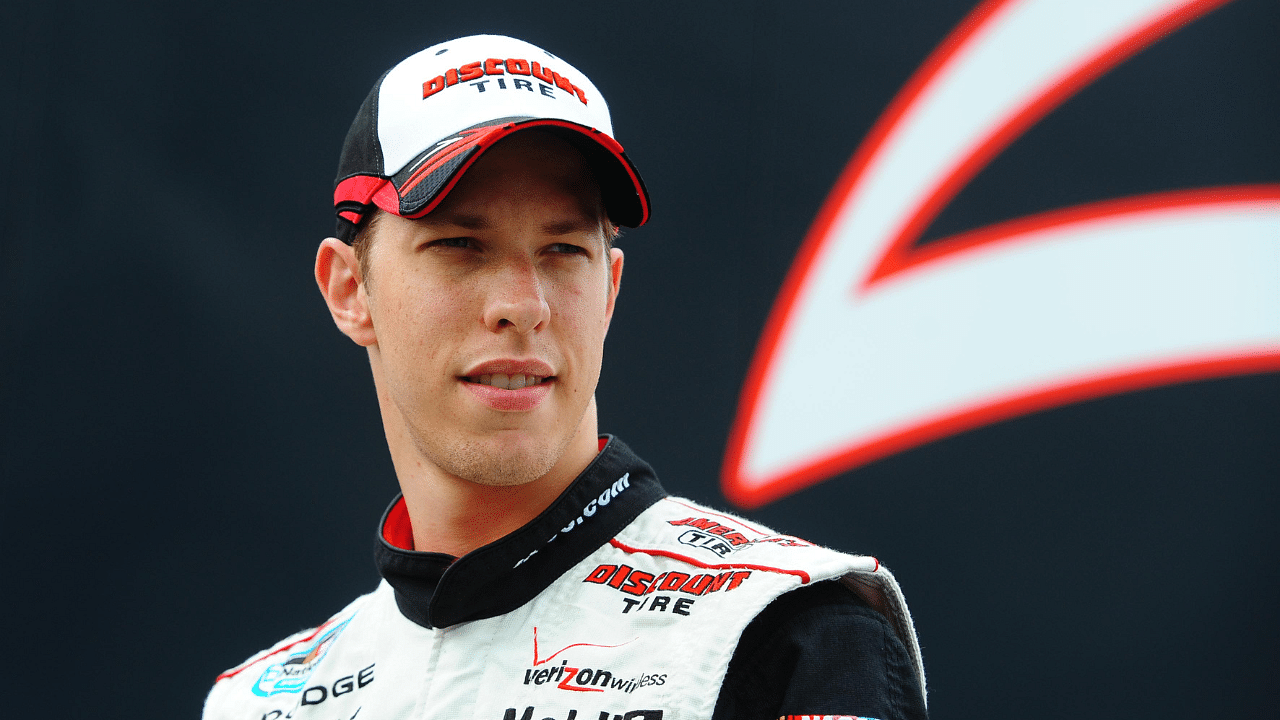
[609,538,812,583]
[727,348,1280,508]
[658,497,771,537]
[214,618,338,683]
[532,626,635,666]
[866,185,1280,289]
[722,0,1264,509]
[863,0,1236,289]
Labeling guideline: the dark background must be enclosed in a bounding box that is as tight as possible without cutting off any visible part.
[2,1,1276,717]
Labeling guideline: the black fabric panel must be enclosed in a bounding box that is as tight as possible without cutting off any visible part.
[331,70,391,241]
[333,200,371,244]
[335,71,388,182]
[545,126,649,228]
[713,580,929,720]
[374,436,667,629]
[386,553,452,626]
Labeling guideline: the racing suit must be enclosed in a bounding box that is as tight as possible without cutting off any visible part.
[204,437,927,720]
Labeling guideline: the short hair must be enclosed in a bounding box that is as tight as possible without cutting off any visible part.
[350,209,381,290]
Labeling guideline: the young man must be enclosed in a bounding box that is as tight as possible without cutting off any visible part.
[205,35,927,720]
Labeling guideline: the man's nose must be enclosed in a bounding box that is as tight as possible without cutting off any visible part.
[483,260,550,334]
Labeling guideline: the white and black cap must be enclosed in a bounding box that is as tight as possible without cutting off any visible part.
[333,34,651,243]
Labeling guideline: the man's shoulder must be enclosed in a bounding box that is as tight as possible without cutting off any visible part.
[715,579,929,720]
[617,494,928,711]
[203,583,388,718]
[619,494,880,577]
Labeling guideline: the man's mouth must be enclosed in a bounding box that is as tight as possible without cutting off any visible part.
[464,373,551,390]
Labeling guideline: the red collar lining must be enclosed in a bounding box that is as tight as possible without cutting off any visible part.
[380,437,612,551]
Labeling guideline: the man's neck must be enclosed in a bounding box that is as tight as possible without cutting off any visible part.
[396,468,576,557]
[387,408,603,558]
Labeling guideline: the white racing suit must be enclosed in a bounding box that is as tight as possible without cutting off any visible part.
[204,437,926,720]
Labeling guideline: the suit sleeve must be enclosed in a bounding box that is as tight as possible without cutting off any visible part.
[712,579,928,720]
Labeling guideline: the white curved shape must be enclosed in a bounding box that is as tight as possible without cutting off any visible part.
[724,0,1279,507]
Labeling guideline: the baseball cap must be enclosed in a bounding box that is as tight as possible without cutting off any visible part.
[333,34,651,243]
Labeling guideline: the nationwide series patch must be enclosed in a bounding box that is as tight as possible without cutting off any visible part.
[252,619,351,697]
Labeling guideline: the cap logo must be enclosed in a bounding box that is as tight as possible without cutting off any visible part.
[422,58,589,105]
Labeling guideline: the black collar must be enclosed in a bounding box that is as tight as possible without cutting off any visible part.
[374,436,667,628]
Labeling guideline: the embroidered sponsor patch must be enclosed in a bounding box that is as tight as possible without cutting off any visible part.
[251,619,351,696]
[676,529,736,557]
[667,517,811,557]
[522,627,657,694]
[583,563,753,615]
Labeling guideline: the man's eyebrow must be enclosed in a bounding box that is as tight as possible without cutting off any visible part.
[541,217,602,235]
[424,213,490,230]
[425,212,602,236]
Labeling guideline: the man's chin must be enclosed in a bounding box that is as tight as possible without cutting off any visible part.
[422,431,570,489]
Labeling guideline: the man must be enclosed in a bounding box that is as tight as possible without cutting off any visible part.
[205,34,927,720]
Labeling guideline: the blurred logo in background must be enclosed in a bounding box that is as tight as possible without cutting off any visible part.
[724,0,1280,508]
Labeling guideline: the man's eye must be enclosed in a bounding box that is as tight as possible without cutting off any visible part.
[548,243,587,255]
[429,237,477,249]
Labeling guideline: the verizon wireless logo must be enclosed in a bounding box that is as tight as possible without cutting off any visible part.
[523,660,666,694]
[523,627,661,694]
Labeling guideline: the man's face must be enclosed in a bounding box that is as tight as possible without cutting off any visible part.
[359,131,622,488]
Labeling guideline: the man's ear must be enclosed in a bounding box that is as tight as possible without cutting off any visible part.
[605,246,624,322]
[315,237,376,347]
